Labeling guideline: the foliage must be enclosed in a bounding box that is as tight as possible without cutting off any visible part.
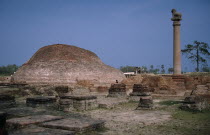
[120,65,174,74]
[149,65,154,73]
[202,66,210,72]
[0,64,19,76]
[120,65,167,74]
[119,66,136,72]
[182,41,210,72]
[168,67,173,74]
[161,65,165,74]
[141,66,148,73]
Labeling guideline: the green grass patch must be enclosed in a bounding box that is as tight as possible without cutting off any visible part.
[156,109,210,135]
[159,100,182,106]
[173,109,210,121]
[118,101,138,108]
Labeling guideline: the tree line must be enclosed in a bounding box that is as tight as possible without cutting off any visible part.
[0,64,19,76]
[120,65,173,74]
[120,64,209,74]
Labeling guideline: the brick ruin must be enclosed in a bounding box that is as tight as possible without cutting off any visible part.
[11,44,125,86]
[108,83,127,97]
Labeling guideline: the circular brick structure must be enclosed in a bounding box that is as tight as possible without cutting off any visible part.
[12,44,125,85]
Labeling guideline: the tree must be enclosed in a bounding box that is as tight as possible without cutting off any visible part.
[181,41,210,72]
[168,67,173,74]
[161,64,165,74]
[202,66,210,72]
[141,66,148,73]
[149,65,154,73]
[0,64,19,75]
[153,68,160,74]
[120,66,135,73]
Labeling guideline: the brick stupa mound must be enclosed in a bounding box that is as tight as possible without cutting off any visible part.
[12,44,125,84]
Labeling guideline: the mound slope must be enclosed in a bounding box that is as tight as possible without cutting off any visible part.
[12,44,125,84]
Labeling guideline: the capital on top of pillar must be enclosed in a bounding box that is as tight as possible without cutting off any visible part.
[171,9,182,21]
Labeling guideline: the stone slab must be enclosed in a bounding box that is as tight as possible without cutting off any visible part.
[41,117,105,132]
[26,96,57,104]
[7,115,63,129]
[3,107,46,117]
[9,125,75,135]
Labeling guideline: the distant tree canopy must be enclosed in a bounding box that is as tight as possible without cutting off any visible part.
[0,64,19,76]
[168,68,174,74]
[119,66,135,72]
[120,65,171,74]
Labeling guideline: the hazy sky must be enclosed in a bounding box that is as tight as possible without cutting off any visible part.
[0,0,210,71]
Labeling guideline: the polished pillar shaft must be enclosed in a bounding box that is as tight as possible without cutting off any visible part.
[171,9,182,75]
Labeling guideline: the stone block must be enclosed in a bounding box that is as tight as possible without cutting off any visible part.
[59,95,98,111]
[180,95,209,111]
[41,117,105,132]
[129,84,154,100]
[9,125,75,135]
[108,83,127,97]
[26,96,57,108]
[136,96,153,109]
[6,115,63,129]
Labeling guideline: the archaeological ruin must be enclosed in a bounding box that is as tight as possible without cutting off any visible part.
[12,44,125,85]
[171,9,182,75]
[0,9,209,135]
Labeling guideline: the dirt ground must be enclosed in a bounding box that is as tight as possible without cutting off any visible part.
[79,98,171,135]
[79,96,210,135]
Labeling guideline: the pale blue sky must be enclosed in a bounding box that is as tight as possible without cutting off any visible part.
[0,0,210,71]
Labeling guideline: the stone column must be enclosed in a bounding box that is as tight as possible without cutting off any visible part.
[171,9,182,75]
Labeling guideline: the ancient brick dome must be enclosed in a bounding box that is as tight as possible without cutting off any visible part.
[12,44,125,84]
